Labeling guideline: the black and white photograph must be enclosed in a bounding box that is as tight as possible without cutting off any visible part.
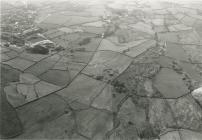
[1,0,202,139]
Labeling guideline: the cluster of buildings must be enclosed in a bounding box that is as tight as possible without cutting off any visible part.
[1,2,57,55]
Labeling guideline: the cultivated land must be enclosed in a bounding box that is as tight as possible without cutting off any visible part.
[1,0,202,139]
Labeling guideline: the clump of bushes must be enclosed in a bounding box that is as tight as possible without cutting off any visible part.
[26,45,49,54]
[111,80,128,93]
[79,38,91,46]
[95,75,104,81]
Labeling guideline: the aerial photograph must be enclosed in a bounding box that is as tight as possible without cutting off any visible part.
[0,0,202,139]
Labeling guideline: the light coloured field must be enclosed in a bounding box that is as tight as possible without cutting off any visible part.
[129,22,155,35]
[41,13,70,25]
[62,16,99,26]
[82,21,104,27]
[125,40,156,57]
[69,37,102,51]
[83,50,132,80]
[98,39,147,53]
[168,24,192,32]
